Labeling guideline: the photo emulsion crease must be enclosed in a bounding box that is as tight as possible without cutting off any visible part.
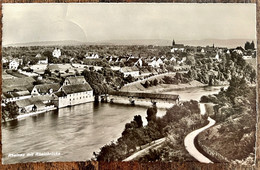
[1,3,257,166]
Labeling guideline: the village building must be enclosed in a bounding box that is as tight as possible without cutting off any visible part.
[30,64,48,75]
[52,76,94,108]
[62,76,87,86]
[9,59,20,70]
[15,96,55,114]
[120,67,140,77]
[133,58,148,67]
[2,90,31,105]
[214,53,221,62]
[2,57,9,64]
[2,77,35,93]
[37,58,48,64]
[31,83,60,96]
[148,57,164,68]
[35,53,42,58]
[171,44,185,53]
[85,53,99,59]
[52,48,61,58]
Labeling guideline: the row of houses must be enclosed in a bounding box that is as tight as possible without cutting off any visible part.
[2,76,94,114]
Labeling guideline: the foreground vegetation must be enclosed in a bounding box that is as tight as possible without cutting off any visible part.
[199,76,256,165]
[95,100,208,162]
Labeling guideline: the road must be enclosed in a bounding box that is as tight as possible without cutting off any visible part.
[123,138,166,161]
[184,117,216,163]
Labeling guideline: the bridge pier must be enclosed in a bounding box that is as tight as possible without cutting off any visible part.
[129,97,135,105]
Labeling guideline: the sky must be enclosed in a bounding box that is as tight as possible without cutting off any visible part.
[2,3,256,46]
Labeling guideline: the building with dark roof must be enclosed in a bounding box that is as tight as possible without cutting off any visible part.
[31,83,60,96]
[53,76,94,108]
[63,76,87,86]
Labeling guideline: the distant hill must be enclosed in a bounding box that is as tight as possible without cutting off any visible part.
[4,38,256,48]
[3,40,86,47]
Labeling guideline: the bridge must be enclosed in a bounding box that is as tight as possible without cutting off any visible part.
[107,91,180,106]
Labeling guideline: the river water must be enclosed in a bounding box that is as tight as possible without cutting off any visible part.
[2,86,225,164]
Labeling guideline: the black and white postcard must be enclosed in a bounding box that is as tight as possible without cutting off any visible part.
[1,3,257,166]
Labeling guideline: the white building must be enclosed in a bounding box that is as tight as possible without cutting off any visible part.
[53,76,94,108]
[35,54,42,58]
[52,48,61,58]
[148,58,164,68]
[170,57,177,62]
[120,67,140,77]
[9,59,20,70]
[243,55,252,60]
[85,53,99,59]
[134,58,143,67]
[171,44,185,53]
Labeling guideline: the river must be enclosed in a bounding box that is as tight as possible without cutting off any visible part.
[2,86,226,164]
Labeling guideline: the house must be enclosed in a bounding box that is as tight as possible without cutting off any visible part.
[156,58,164,66]
[171,44,185,53]
[2,57,9,64]
[53,83,94,108]
[15,96,54,113]
[125,58,139,66]
[37,58,48,64]
[9,59,20,70]
[85,53,99,59]
[52,48,61,58]
[233,49,243,55]
[120,67,140,77]
[31,83,60,96]
[2,90,31,104]
[133,58,148,67]
[35,53,42,58]
[2,77,35,93]
[63,76,87,86]
[215,53,221,61]
[177,57,187,65]
[242,55,252,60]
[148,58,164,68]
[30,64,48,75]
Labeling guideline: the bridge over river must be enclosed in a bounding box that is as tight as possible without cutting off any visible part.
[106,91,180,106]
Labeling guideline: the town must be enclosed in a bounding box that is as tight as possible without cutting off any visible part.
[1,40,256,122]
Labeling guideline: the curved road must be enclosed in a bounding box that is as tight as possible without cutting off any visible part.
[184,117,216,163]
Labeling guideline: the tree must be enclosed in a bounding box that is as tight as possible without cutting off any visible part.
[146,106,157,123]
[2,102,19,121]
[250,41,255,50]
[153,79,159,86]
[134,115,143,128]
[142,80,150,88]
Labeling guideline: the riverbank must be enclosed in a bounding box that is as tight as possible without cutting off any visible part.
[120,80,207,92]
[2,107,57,123]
